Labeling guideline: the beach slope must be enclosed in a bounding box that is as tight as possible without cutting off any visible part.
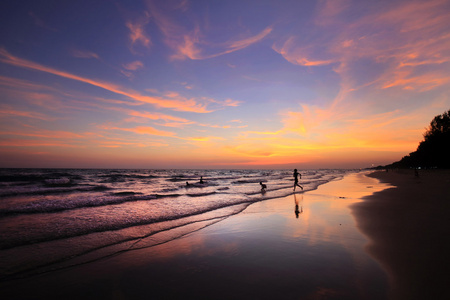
[352,170,450,300]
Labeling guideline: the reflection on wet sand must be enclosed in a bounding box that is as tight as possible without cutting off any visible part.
[294,193,303,218]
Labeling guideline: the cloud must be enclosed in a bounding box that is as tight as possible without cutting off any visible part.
[148,1,272,60]
[0,75,53,91]
[225,145,275,158]
[0,129,84,139]
[28,11,58,32]
[269,0,450,134]
[71,49,100,59]
[126,13,152,52]
[122,60,144,71]
[276,104,424,153]
[226,27,273,53]
[112,126,176,137]
[0,139,82,148]
[0,48,238,113]
[0,105,53,120]
[127,110,194,127]
[171,26,273,60]
[121,60,144,78]
[273,37,335,66]
[274,0,450,93]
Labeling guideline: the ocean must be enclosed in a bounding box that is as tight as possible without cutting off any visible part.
[0,168,354,281]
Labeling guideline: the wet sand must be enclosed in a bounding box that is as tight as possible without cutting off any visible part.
[0,171,411,299]
[352,169,450,300]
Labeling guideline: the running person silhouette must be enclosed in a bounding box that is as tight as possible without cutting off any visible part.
[293,169,303,191]
[260,181,267,192]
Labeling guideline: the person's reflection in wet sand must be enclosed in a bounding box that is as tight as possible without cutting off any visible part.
[294,193,303,218]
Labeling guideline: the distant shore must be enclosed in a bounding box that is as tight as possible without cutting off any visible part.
[352,169,450,300]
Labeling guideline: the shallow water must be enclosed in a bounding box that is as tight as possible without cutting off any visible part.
[108,172,391,299]
[0,171,393,299]
[0,168,353,280]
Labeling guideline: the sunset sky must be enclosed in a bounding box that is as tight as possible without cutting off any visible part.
[1,0,450,169]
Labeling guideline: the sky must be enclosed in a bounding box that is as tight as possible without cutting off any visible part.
[1,0,450,169]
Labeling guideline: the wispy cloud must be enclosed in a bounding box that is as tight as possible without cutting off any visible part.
[121,60,144,78]
[122,60,144,71]
[268,0,450,153]
[0,129,84,139]
[126,13,152,53]
[0,139,82,148]
[170,26,273,60]
[126,110,194,128]
[274,0,450,93]
[0,105,53,120]
[114,126,176,137]
[71,49,100,59]
[28,11,58,32]
[148,1,272,60]
[0,48,238,113]
[0,75,53,91]
[273,37,335,66]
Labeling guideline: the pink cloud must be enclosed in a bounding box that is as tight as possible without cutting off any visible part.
[126,13,152,51]
[0,105,52,120]
[0,48,235,113]
[170,26,273,60]
[115,126,176,137]
[71,49,100,59]
[273,0,450,110]
[0,129,84,139]
[122,60,144,71]
[273,37,334,67]
[148,2,272,60]
[0,139,83,148]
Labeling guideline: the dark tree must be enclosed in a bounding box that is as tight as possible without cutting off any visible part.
[423,110,450,140]
[388,109,450,169]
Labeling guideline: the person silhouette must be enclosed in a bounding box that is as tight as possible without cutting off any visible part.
[199,176,204,184]
[293,169,303,191]
[260,181,267,192]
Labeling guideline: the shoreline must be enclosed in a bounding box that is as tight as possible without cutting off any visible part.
[352,169,450,300]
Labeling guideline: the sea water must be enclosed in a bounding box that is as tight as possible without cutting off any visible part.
[0,168,354,280]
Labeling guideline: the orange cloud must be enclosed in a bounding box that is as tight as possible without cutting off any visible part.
[113,126,176,137]
[0,106,52,120]
[126,110,195,128]
[128,111,188,122]
[381,71,450,91]
[0,48,233,113]
[225,145,275,158]
[0,129,84,139]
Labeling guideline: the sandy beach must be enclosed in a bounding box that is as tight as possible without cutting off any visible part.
[1,170,448,299]
[352,169,450,300]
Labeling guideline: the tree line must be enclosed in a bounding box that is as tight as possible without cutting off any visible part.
[385,109,450,169]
